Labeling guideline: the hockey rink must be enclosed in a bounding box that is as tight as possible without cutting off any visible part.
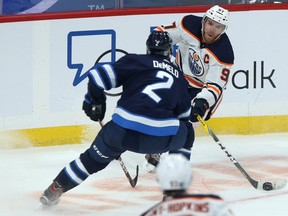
[0,133,288,216]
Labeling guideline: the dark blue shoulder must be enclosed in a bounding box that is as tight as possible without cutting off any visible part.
[181,15,202,41]
[114,54,144,68]
[116,53,139,62]
[117,53,154,64]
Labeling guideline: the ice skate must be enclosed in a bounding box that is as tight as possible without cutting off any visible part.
[143,154,161,173]
[39,180,63,206]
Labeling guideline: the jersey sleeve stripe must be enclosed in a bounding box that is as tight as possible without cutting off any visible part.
[211,95,223,116]
[89,68,107,90]
[184,75,203,88]
[102,64,117,88]
[204,86,220,103]
[89,64,117,90]
[206,83,222,97]
[205,87,218,103]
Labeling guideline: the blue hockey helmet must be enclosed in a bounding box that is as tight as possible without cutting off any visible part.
[146,31,172,57]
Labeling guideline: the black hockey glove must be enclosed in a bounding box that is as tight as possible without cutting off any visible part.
[190,98,209,122]
[82,94,106,121]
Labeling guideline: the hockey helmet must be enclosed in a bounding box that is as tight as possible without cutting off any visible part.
[146,31,172,57]
[203,5,229,32]
[156,154,192,191]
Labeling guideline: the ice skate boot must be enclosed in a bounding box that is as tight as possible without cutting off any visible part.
[39,180,63,206]
[143,154,161,173]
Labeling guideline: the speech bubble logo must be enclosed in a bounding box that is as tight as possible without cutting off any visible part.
[67,30,116,86]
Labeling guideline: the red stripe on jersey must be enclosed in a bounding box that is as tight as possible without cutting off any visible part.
[185,75,203,88]
[206,83,221,97]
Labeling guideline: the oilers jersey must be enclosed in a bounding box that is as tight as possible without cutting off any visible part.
[88,54,191,136]
[157,15,234,114]
[141,194,234,216]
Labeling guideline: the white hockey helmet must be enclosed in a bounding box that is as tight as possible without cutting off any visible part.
[203,5,229,32]
[156,154,192,191]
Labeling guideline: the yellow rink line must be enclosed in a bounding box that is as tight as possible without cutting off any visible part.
[1,115,287,148]
[196,115,288,136]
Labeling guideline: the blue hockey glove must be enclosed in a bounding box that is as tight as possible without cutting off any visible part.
[190,98,209,122]
[82,94,106,121]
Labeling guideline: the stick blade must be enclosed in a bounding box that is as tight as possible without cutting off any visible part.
[257,179,287,191]
[130,165,139,188]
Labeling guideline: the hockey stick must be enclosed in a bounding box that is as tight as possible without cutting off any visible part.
[197,115,287,191]
[98,120,139,188]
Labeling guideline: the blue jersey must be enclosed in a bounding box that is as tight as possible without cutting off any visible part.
[88,54,191,136]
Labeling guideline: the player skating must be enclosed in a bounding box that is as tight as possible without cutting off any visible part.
[39,31,194,206]
[145,5,235,170]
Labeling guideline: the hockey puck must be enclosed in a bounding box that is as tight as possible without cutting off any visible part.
[263,182,273,191]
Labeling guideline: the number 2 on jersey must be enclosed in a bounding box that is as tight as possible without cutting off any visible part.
[142,71,173,103]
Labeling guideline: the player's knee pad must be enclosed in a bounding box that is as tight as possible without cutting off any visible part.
[80,149,109,174]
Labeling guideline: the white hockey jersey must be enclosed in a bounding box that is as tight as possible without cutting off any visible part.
[140,194,234,216]
[157,15,234,114]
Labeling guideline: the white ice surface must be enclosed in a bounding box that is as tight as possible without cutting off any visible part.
[0,133,288,216]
